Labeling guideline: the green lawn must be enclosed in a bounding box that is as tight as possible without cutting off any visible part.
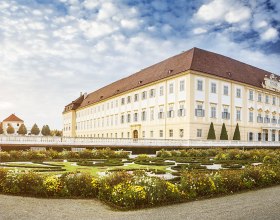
[0,161,169,177]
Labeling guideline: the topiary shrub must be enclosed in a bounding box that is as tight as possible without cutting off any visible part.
[233,123,241,140]
[220,123,228,140]
[207,122,216,140]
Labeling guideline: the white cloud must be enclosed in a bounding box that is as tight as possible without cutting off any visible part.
[195,0,251,23]
[0,0,279,130]
[193,27,207,34]
[261,27,279,42]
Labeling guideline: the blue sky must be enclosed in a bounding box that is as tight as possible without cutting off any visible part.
[0,0,279,129]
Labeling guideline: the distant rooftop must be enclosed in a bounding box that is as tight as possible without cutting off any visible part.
[3,114,24,122]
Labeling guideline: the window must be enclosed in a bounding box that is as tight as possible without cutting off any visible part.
[249,90,254,101]
[167,107,174,118]
[150,89,155,98]
[264,115,270,123]
[141,111,146,121]
[265,95,269,104]
[127,114,131,123]
[197,129,202,137]
[258,93,262,102]
[150,131,154,138]
[223,85,229,96]
[180,80,185,91]
[150,108,154,120]
[178,104,185,117]
[159,86,164,96]
[169,129,173,138]
[236,109,241,121]
[142,131,145,138]
[195,104,205,117]
[159,130,163,137]
[197,80,203,91]
[236,88,241,98]
[211,83,216,93]
[158,107,164,119]
[115,100,118,107]
[249,132,253,141]
[249,112,253,122]
[134,113,138,122]
[142,91,147,100]
[169,83,174,94]
[179,129,184,138]
[273,97,276,105]
[257,114,263,123]
[127,96,131,103]
[211,106,216,118]
[127,132,130,138]
[272,116,277,124]
[222,108,230,119]
[134,94,138,102]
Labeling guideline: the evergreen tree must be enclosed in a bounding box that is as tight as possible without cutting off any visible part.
[18,124,27,135]
[7,124,15,134]
[42,125,51,136]
[220,123,228,140]
[31,124,40,135]
[233,123,241,140]
[0,123,3,135]
[207,122,216,140]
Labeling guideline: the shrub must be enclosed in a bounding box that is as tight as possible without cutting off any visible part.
[17,172,44,196]
[220,123,228,140]
[111,182,147,208]
[61,172,99,197]
[207,122,216,140]
[0,169,8,192]
[43,176,63,196]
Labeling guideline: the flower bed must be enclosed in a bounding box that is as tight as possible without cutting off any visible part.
[1,163,280,209]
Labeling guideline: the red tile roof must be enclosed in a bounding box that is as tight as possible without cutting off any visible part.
[64,47,276,112]
[3,114,24,122]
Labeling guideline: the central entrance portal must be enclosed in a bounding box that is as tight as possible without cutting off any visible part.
[133,130,138,139]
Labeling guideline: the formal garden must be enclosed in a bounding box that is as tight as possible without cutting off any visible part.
[1,148,280,209]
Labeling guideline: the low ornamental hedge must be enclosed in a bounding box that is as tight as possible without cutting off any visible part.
[0,148,129,162]
[1,164,280,209]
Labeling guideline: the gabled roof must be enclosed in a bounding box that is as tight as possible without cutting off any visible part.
[3,114,24,122]
[64,47,277,113]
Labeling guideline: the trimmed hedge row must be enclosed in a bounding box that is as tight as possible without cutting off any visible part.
[1,164,280,209]
[0,148,129,162]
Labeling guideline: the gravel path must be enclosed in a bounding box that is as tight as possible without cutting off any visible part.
[1,186,280,220]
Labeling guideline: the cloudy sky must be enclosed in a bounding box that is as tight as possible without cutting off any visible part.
[0,0,279,129]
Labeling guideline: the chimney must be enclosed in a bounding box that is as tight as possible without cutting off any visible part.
[80,92,83,97]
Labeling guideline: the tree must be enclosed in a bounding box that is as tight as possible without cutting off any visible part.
[220,123,228,140]
[7,124,15,134]
[31,124,40,135]
[207,122,216,140]
[233,123,241,140]
[18,124,27,135]
[51,130,62,137]
[0,123,3,135]
[42,125,51,136]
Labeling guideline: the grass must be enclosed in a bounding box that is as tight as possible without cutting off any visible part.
[0,161,168,177]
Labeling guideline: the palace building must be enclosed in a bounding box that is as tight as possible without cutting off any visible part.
[63,47,280,141]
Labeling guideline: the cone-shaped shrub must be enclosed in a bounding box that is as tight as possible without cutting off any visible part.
[207,122,216,140]
[220,123,228,140]
[233,123,241,140]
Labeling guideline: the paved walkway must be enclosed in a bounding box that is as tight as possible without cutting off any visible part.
[1,186,280,220]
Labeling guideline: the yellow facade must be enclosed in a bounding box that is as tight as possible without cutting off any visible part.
[63,70,280,141]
